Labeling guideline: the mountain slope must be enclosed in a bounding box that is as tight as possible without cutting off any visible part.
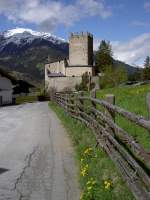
[0,28,69,81]
[113,59,141,75]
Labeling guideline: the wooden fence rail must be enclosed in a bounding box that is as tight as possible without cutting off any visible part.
[51,91,150,200]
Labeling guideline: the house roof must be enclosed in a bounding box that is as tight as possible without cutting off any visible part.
[0,68,16,84]
[0,77,12,90]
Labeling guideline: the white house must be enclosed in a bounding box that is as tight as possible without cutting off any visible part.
[0,75,13,105]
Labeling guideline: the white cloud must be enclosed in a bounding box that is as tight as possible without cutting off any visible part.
[0,0,112,31]
[144,2,150,11]
[112,33,150,66]
[78,0,112,19]
[94,33,150,66]
[131,20,150,27]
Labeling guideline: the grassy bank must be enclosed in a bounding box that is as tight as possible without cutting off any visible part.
[49,101,134,200]
[96,84,150,150]
[15,96,38,104]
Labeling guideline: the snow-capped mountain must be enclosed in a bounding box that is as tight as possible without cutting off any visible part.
[0,28,67,53]
[0,28,68,81]
[3,28,65,42]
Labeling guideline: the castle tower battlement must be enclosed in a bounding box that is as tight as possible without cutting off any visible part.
[69,32,93,66]
[70,32,93,38]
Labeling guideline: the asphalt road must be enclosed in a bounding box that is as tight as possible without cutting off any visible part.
[0,102,80,200]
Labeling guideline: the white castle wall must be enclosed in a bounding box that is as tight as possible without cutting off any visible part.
[45,60,66,75]
[46,77,82,91]
[45,76,99,92]
[66,66,93,77]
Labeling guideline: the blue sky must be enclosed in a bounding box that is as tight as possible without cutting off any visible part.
[0,0,150,66]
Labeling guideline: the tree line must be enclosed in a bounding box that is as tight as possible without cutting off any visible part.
[95,40,127,88]
[95,40,150,88]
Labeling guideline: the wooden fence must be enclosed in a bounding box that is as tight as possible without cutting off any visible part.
[51,91,150,200]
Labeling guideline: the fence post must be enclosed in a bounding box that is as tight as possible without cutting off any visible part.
[91,89,97,119]
[69,93,75,116]
[78,91,84,118]
[104,94,115,136]
[65,93,68,112]
[105,94,115,122]
[146,93,150,120]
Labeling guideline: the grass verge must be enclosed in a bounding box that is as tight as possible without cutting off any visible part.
[49,101,134,200]
[15,96,38,104]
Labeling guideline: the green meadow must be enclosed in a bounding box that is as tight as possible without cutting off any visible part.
[96,84,150,150]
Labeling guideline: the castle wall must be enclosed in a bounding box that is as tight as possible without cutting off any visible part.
[69,33,93,66]
[66,66,93,77]
[45,60,67,75]
[46,76,99,92]
[45,61,95,77]
[46,77,82,92]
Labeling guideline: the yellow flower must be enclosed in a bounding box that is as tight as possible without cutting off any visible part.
[104,180,112,190]
[84,147,93,155]
[86,181,91,185]
[104,182,111,189]
[87,186,92,190]
[84,149,89,154]
[80,166,88,177]
[80,192,83,200]
[92,181,96,185]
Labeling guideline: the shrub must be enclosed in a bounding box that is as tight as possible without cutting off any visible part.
[75,72,95,91]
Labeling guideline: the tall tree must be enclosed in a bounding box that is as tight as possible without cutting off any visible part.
[96,40,113,72]
[144,56,150,68]
[143,56,150,80]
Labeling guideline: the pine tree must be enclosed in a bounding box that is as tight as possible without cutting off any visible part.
[143,56,150,80]
[144,56,150,68]
[96,40,113,72]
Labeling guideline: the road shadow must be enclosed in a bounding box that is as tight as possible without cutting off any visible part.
[0,168,9,175]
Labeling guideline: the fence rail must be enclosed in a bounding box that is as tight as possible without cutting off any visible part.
[51,91,150,200]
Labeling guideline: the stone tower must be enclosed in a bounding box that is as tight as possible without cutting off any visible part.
[69,32,93,66]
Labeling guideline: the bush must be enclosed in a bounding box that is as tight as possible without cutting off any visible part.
[62,87,73,93]
[75,72,96,91]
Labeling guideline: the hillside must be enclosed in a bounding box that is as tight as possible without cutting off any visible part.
[113,59,141,74]
[0,28,69,82]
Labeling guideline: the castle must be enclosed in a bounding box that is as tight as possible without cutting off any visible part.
[45,32,98,91]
